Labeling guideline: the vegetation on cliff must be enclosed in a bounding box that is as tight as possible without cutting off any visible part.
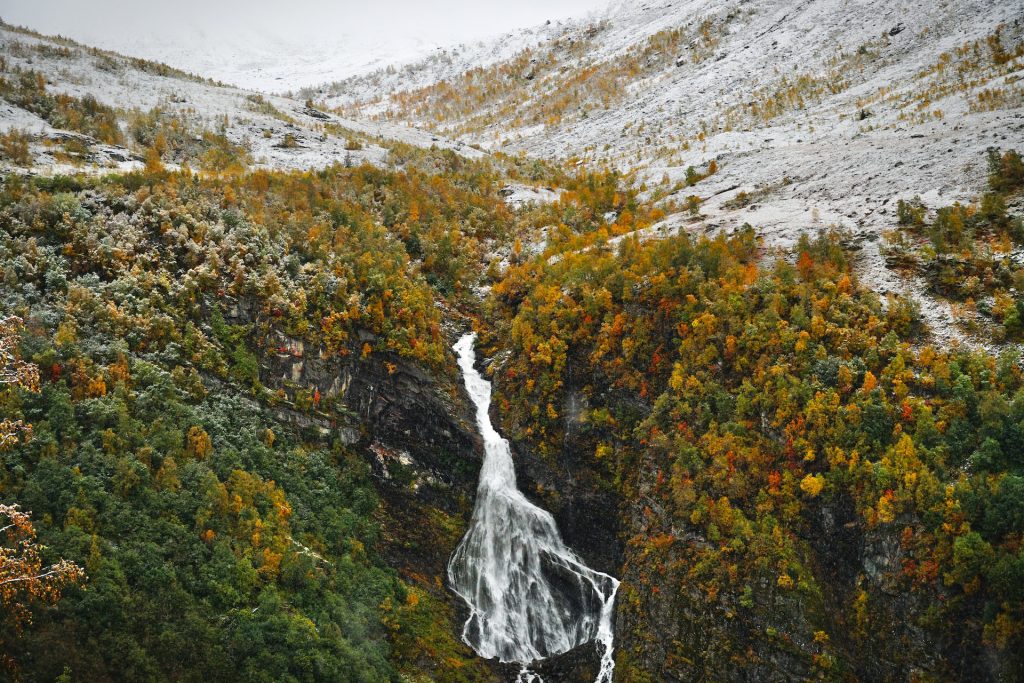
[0,154,535,681]
[884,148,1024,340]
[483,159,1024,678]
[1,103,1022,682]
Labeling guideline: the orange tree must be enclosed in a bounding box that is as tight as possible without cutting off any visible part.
[484,226,1024,679]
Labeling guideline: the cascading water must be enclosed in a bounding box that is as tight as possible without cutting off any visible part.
[448,333,619,683]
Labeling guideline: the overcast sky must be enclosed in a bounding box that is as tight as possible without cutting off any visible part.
[1,0,612,90]
[2,0,610,47]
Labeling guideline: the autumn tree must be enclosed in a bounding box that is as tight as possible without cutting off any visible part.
[0,507,86,615]
[1,316,85,673]
[0,504,85,673]
[0,317,39,450]
[144,130,168,173]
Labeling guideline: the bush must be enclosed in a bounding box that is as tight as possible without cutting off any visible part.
[988,148,1024,194]
[0,128,32,165]
[896,197,926,227]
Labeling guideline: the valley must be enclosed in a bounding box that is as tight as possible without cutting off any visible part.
[1,1,1023,681]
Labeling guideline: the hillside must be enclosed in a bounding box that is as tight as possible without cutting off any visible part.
[2,4,1024,683]
[0,21,481,176]
[325,0,1024,347]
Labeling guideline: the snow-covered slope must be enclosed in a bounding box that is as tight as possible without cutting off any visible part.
[328,0,1024,346]
[310,19,582,110]
[71,28,443,95]
[0,23,483,175]
[2,3,1022,344]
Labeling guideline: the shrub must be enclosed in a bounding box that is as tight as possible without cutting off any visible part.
[988,148,1024,194]
[0,129,31,165]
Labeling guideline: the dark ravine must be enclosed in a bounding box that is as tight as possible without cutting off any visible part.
[480,353,627,680]
[246,305,618,681]
[249,312,626,682]
[224,299,517,678]
[231,299,1023,683]
[445,333,619,680]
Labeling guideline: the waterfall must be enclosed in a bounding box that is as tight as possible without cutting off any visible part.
[447,333,620,683]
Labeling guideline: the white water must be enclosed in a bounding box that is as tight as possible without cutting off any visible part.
[448,333,619,683]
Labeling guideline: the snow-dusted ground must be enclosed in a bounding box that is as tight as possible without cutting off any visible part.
[2,2,1022,346]
[0,24,483,175]
[499,183,563,208]
[315,20,582,111]
[335,0,1024,348]
[70,29,445,95]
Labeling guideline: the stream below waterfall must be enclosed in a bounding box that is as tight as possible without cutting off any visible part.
[447,333,619,683]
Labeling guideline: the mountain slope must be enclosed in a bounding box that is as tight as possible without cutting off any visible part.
[0,22,482,176]
[328,0,1024,346]
[2,6,1024,683]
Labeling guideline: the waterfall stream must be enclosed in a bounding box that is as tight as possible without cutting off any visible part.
[447,333,619,683]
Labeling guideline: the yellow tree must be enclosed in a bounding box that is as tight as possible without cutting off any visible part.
[144,131,167,174]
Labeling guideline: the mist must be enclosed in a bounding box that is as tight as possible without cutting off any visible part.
[0,0,610,64]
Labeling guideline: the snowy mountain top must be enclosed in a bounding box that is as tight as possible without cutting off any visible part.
[0,21,484,174]
[0,0,612,94]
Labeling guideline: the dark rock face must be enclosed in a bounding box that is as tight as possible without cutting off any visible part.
[499,397,624,575]
[530,641,604,683]
[224,295,482,502]
[475,643,604,683]
[522,457,623,576]
[809,491,863,592]
[253,319,488,574]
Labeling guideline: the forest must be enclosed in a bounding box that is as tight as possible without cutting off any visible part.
[0,145,673,681]
[0,95,1022,680]
[479,150,1024,679]
[0,153,522,681]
